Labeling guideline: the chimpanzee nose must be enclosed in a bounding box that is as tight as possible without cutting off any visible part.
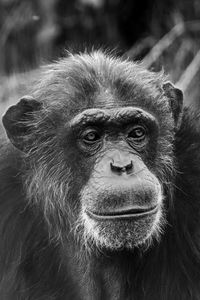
[110,151,133,175]
[110,161,133,174]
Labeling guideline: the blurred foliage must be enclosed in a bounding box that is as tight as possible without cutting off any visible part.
[0,0,200,74]
[0,0,200,113]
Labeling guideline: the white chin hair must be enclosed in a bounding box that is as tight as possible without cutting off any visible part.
[80,206,165,251]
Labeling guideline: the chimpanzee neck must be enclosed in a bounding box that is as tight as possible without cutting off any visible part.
[66,227,200,300]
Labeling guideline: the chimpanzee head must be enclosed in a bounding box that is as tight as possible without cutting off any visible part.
[2,51,183,251]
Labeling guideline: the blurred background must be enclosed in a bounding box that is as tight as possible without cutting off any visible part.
[0,0,200,115]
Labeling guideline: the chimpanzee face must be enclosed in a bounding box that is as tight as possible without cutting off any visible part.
[69,106,163,250]
[2,51,182,251]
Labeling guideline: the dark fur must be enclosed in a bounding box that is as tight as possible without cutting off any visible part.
[0,51,200,299]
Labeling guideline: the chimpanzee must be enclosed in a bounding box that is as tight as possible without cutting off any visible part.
[0,50,200,300]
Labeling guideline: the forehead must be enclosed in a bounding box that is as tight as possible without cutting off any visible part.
[38,51,170,120]
[66,52,164,108]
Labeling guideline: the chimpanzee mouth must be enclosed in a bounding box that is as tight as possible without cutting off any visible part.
[86,206,158,221]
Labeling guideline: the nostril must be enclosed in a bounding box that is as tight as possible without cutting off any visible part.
[110,161,133,174]
[125,161,133,173]
[110,162,123,173]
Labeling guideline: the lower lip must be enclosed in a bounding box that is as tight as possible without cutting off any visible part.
[86,206,158,221]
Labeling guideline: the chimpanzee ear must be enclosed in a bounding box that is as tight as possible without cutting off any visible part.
[162,82,183,128]
[2,96,42,151]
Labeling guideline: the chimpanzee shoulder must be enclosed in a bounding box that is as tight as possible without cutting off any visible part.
[170,106,200,295]
[0,135,77,300]
[175,107,200,190]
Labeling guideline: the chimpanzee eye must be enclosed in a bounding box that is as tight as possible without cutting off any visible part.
[82,129,101,144]
[128,126,146,141]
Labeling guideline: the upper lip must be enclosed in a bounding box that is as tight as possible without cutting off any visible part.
[86,205,158,221]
